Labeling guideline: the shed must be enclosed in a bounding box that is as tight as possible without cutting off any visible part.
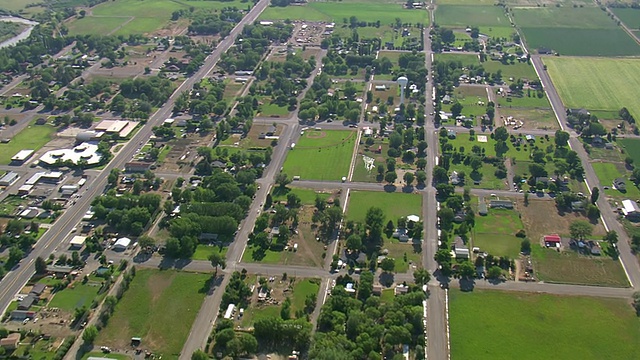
[70,236,87,249]
[621,199,640,218]
[0,172,19,186]
[113,237,132,251]
[18,295,36,310]
[544,234,561,248]
[11,149,34,162]
[224,304,236,319]
[0,333,20,350]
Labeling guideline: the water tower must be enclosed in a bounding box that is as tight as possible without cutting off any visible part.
[397,76,408,105]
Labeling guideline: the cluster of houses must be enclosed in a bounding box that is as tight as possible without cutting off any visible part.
[11,283,46,321]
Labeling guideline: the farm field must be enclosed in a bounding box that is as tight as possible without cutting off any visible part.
[260,1,429,24]
[513,7,618,29]
[449,290,640,360]
[481,61,537,81]
[282,129,356,181]
[612,8,640,29]
[521,27,640,56]
[346,191,422,223]
[435,5,510,27]
[544,57,640,120]
[0,121,56,165]
[96,270,209,359]
[67,16,128,35]
[473,207,524,258]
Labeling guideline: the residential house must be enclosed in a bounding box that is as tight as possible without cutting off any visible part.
[621,199,640,219]
[614,178,627,191]
[0,333,21,350]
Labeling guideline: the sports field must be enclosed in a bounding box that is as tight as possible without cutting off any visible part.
[436,5,509,27]
[97,270,209,358]
[346,191,422,223]
[449,290,640,360]
[544,57,640,120]
[282,130,356,181]
[260,1,429,24]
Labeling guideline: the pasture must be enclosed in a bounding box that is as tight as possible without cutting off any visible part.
[612,8,640,29]
[346,191,422,223]
[513,7,618,28]
[435,5,510,27]
[472,207,524,258]
[282,130,356,181]
[522,27,640,56]
[544,57,640,120]
[449,290,640,360]
[67,17,128,36]
[96,270,209,358]
[0,121,55,165]
[260,1,429,24]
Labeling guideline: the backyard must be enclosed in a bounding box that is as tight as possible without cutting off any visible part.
[282,129,356,181]
[96,269,210,359]
[449,289,640,360]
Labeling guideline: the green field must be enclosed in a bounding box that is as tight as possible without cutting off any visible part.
[290,278,320,314]
[272,187,332,205]
[259,103,290,117]
[0,121,55,165]
[434,53,479,66]
[612,8,640,29]
[473,208,524,258]
[449,290,640,360]
[282,130,356,181]
[592,162,640,199]
[617,138,640,164]
[48,281,102,311]
[521,27,640,56]
[513,7,619,29]
[482,60,538,81]
[346,191,422,223]
[545,57,640,120]
[436,5,510,27]
[192,244,226,261]
[97,270,209,359]
[260,1,429,24]
[67,16,128,35]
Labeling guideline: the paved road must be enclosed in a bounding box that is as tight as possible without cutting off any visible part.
[0,0,271,321]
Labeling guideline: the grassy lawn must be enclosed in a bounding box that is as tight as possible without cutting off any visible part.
[380,288,394,302]
[259,102,289,117]
[617,138,640,165]
[436,5,510,27]
[242,246,282,264]
[290,278,320,314]
[240,305,281,328]
[434,53,479,67]
[0,121,55,165]
[592,162,640,199]
[97,269,209,359]
[260,1,429,24]
[545,57,640,120]
[192,244,227,261]
[531,245,629,287]
[282,130,356,181]
[67,16,128,35]
[449,289,640,360]
[473,208,524,258]
[271,186,332,205]
[48,281,102,311]
[384,240,421,273]
[346,191,422,223]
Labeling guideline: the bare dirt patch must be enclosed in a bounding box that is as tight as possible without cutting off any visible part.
[518,199,606,241]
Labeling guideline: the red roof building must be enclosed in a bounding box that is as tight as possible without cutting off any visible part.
[544,235,561,243]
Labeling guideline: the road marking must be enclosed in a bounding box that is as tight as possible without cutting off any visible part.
[445,288,451,360]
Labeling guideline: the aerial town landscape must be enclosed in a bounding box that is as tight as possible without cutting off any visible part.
[0,0,638,359]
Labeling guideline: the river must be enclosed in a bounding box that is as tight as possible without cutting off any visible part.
[0,16,39,49]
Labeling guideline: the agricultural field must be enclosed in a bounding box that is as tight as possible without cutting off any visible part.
[435,5,510,28]
[449,290,640,360]
[96,270,210,359]
[612,8,640,29]
[513,6,640,55]
[544,57,640,120]
[346,191,422,223]
[260,0,429,24]
[0,120,56,165]
[472,206,525,258]
[282,129,356,181]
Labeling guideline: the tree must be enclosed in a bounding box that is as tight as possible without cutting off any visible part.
[35,256,47,274]
[555,130,570,147]
[487,266,502,279]
[380,257,396,272]
[494,126,509,142]
[138,235,155,249]
[385,171,397,184]
[458,261,475,279]
[413,267,430,285]
[520,239,531,254]
[82,325,98,344]
[276,173,291,188]
[209,252,226,277]
[191,350,209,360]
[569,220,593,241]
[415,171,427,185]
[403,172,415,186]
[603,230,619,248]
[345,234,362,252]
[591,187,599,204]
[451,102,463,118]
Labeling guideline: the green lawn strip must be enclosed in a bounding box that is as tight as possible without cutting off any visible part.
[449,289,640,360]
[0,121,56,165]
[531,245,629,287]
[383,240,421,273]
[346,191,422,223]
[48,281,102,311]
[473,208,524,258]
[282,130,356,181]
[240,304,280,328]
[242,245,283,264]
[481,61,538,81]
[96,269,209,358]
[192,244,227,261]
[271,187,332,205]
